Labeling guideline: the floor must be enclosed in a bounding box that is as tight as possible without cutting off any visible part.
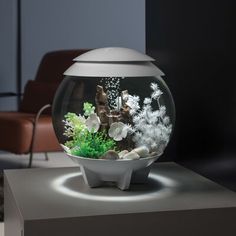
[0,151,77,236]
[0,151,77,170]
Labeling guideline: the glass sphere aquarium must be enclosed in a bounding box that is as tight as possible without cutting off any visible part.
[52,47,175,190]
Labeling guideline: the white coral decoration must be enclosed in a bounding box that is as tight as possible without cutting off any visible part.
[150,82,158,90]
[85,113,101,133]
[151,82,163,99]
[108,122,128,141]
[131,82,172,153]
[144,97,152,105]
[124,95,140,115]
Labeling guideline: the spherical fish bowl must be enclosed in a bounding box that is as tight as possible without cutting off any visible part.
[52,47,175,190]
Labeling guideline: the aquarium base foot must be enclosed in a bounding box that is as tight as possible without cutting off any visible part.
[79,164,152,190]
[80,166,103,187]
[131,166,151,184]
[117,170,133,190]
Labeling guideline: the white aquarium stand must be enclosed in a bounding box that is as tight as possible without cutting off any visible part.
[68,154,159,190]
[4,163,236,236]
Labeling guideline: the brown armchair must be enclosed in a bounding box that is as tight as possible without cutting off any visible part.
[0,49,89,167]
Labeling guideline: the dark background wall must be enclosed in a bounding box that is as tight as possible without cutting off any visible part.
[146,0,236,190]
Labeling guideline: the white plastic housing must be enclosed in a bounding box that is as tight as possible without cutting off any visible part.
[64,47,164,77]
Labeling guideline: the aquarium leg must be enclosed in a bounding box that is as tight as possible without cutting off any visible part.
[131,166,152,183]
[117,170,132,190]
[80,166,102,187]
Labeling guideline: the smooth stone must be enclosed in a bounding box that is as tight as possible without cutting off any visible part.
[118,150,129,159]
[150,151,159,157]
[100,150,119,160]
[123,151,140,160]
[132,146,149,158]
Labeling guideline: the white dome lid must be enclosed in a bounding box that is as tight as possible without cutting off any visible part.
[73,47,155,62]
[64,47,164,77]
[64,62,164,77]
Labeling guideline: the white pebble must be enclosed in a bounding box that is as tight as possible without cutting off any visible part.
[132,146,149,158]
[123,151,140,160]
[118,150,129,159]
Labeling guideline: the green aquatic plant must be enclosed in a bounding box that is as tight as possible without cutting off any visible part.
[83,102,95,117]
[63,112,86,139]
[63,102,117,158]
[70,131,116,159]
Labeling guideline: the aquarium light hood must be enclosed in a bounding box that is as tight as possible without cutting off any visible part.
[64,47,164,77]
